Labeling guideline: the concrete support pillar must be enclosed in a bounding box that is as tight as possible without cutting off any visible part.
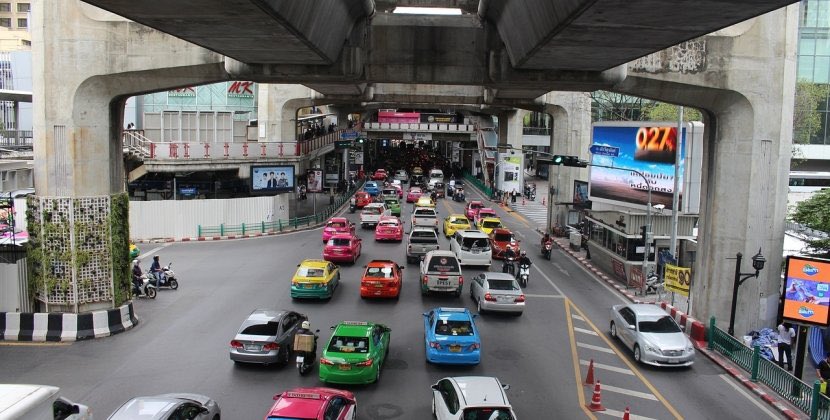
[257,84,316,143]
[32,0,226,311]
[544,92,592,230]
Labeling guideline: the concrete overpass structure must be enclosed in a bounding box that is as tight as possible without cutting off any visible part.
[32,0,797,336]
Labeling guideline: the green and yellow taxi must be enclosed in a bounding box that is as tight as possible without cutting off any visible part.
[382,197,402,217]
[443,214,471,238]
[290,259,340,300]
[477,217,503,235]
[319,321,391,385]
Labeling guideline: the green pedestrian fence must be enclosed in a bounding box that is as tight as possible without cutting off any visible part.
[197,181,363,238]
[463,171,493,198]
[708,316,830,418]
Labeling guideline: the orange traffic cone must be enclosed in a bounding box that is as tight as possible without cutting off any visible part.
[622,406,630,419]
[584,359,595,386]
[586,381,606,412]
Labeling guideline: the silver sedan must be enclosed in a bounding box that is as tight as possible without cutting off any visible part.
[469,272,525,315]
[107,393,220,420]
[229,309,306,366]
[610,304,695,367]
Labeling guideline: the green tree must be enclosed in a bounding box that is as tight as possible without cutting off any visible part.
[643,103,703,122]
[793,80,829,145]
[590,91,653,122]
[790,189,830,256]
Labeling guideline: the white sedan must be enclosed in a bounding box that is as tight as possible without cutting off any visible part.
[432,376,516,420]
[610,304,695,367]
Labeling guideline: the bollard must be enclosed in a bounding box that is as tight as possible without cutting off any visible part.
[751,345,760,382]
[708,317,715,351]
[811,380,821,420]
[242,223,246,235]
[261,221,265,233]
[197,225,201,237]
[220,224,224,236]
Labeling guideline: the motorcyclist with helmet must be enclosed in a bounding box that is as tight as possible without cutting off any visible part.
[502,244,517,275]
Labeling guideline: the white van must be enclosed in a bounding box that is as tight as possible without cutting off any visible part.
[0,384,92,420]
[450,230,492,267]
[428,169,444,187]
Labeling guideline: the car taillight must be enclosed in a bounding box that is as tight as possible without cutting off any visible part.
[515,294,526,302]
[263,343,279,351]
[429,341,442,349]
[230,340,243,348]
[356,358,373,367]
[468,343,480,350]
[320,358,335,366]
[423,276,429,285]
[436,245,440,249]
[459,276,463,286]
[484,293,497,302]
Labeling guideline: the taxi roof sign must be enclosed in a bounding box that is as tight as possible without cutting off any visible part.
[283,392,322,399]
[439,307,467,313]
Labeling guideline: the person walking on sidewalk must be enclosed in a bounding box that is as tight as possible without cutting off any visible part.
[777,322,795,371]
[817,353,830,396]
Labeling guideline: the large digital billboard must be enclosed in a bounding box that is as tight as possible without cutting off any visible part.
[589,122,702,214]
[251,165,294,193]
[781,256,830,327]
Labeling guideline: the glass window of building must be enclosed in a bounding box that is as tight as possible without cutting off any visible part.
[16,2,29,12]
[0,3,9,12]
[16,17,25,28]
[0,18,11,28]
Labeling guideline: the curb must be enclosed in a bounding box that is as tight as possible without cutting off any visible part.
[547,234,806,419]
[1,302,138,342]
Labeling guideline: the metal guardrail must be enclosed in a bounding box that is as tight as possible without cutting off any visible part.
[708,317,830,418]
[786,220,830,239]
[197,182,362,238]
[463,172,493,198]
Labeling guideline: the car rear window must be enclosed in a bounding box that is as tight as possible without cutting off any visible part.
[414,209,437,216]
[482,220,501,229]
[451,218,468,225]
[487,279,519,291]
[366,267,394,278]
[379,221,399,228]
[470,203,483,209]
[383,189,396,195]
[297,267,325,277]
[638,316,682,333]
[362,207,382,215]
[241,322,279,336]
[410,231,438,243]
[493,233,513,242]
[328,238,351,246]
[462,408,514,420]
[327,222,345,228]
[328,336,370,353]
[427,256,461,272]
[460,237,490,250]
[435,320,473,336]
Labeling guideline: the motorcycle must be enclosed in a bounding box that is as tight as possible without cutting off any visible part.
[453,189,465,202]
[645,271,663,294]
[149,263,179,290]
[502,256,516,276]
[349,198,356,213]
[517,263,530,287]
[134,276,157,299]
[295,330,320,375]
[542,240,552,260]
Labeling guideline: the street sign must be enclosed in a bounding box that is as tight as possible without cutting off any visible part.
[589,145,620,157]
[335,140,352,149]
[340,131,359,139]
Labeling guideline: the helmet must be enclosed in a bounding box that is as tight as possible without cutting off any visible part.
[153,255,159,260]
[520,250,527,256]
[301,321,310,329]
[132,259,139,265]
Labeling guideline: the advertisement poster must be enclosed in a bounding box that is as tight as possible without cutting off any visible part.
[251,165,294,193]
[573,180,589,205]
[782,256,830,326]
[664,264,691,297]
[589,123,688,211]
[307,169,323,193]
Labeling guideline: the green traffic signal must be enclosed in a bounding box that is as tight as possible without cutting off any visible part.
[552,155,565,164]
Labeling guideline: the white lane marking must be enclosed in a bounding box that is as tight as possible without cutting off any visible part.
[600,383,658,400]
[577,342,615,354]
[574,327,599,336]
[531,262,567,297]
[599,409,658,420]
[552,262,570,276]
[572,314,585,321]
[515,231,526,238]
[580,359,634,376]
[525,293,566,299]
[719,374,780,419]
[138,246,166,260]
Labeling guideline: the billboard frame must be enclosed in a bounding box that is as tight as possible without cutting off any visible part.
[780,255,830,327]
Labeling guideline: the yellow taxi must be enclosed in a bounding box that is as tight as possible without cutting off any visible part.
[415,196,436,208]
[291,259,341,300]
[477,217,503,235]
[443,214,471,238]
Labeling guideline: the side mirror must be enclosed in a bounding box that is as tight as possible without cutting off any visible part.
[400,266,405,270]
[431,384,440,391]
[502,383,511,391]
[273,393,282,401]
[627,324,635,330]
[330,325,336,330]
[315,329,320,333]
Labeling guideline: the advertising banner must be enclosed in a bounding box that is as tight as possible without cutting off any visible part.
[664,264,691,297]
[589,122,702,213]
[782,256,830,327]
[307,169,323,193]
[251,165,294,193]
[496,153,523,194]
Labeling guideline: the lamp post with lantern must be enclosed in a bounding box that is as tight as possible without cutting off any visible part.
[727,249,767,336]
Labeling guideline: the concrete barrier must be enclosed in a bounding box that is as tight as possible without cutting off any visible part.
[0,302,137,342]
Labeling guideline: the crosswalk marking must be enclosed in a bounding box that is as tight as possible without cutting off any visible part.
[509,201,548,229]
[572,314,585,321]
[579,359,635,375]
[574,327,599,336]
[599,383,658,401]
[577,342,615,354]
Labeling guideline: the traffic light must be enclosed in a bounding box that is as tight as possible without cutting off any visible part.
[640,225,648,244]
[356,137,365,144]
[551,155,588,167]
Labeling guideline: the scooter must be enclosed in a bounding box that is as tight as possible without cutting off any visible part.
[133,276,157,299]
[502,256,516,276]
[453,189,465,202]
[295,330,320,375]
[349,198,356,213]
[149,263,179,290]
[517,263,530,287]
[542,240,552,260]
[645,271,663,294]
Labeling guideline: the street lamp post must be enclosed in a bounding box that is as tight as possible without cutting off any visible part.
[727,249,767,336]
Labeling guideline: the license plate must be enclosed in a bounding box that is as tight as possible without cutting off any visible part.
[450,345,461,352]
[339,364,352,370]
[304,284,313,289]
[296,356,304,364]
[437,279,449,286]
[244,344,261,351]
[472,249,480,254]
[375,283,383,288]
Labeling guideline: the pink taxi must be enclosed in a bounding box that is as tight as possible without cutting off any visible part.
[475,208,498,226]
[406,186,423,203]
[323,233,362,263]
[264,387,356,420]
[465,200,484,220]
[374,216,404,241]
[322,217,355,242]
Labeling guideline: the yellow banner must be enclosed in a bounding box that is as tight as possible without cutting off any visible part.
[664,264,691,297]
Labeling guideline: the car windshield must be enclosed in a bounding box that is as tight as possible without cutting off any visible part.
[410,189,421,194]
[493,233,513,242]
[328,238,351,246]
[435,320,473,336]
[482,221,501,229]
[461,237,490,251]
[327,335,370,353]
[383,189,396,195]
[479,211,496,218]
[462,408,514,420]
[638,316,682,333]
[297,267,325,277]
[487,279,519,291]
[240,322,279,336]
[366,267,394,278]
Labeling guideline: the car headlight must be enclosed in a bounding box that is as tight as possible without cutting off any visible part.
[642,342,660,354]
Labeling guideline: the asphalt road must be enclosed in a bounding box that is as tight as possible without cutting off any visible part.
[0,185,784,419]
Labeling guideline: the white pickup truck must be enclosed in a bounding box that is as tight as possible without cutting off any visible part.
[0,384,92,419]
[360,202,389,229]
[411,207,439,230]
